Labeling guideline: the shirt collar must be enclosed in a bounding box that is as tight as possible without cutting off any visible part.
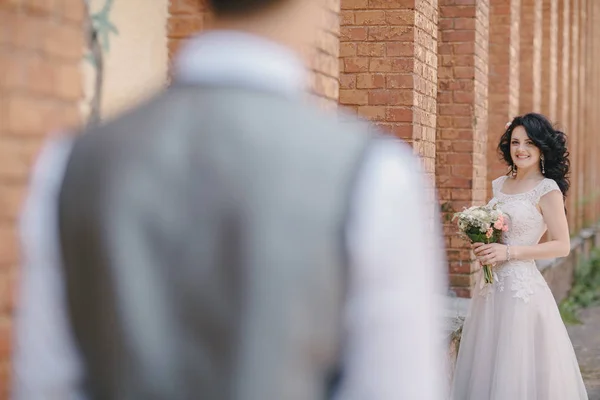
[172,30,308,97]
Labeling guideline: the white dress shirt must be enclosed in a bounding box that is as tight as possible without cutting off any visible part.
[12,31,447,400]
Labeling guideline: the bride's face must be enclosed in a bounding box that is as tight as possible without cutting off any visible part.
[510,126,542,172]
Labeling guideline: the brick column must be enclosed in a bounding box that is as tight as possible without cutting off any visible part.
[570,0,583,231]
[558,0,570,127]
[339,0,439,181]
[540,0,558,117]
[0,1,85,397]
[308,0,342,108]
[596,1,600,223]
[590,1,596,222]
[591,0,600,223]
[594,0,600,224]
[437,1,489,298]
[488,0,520,197]
[519,0,542,113]
[580,0,591,226]
[557,0,577,227]
[167,0,206,62]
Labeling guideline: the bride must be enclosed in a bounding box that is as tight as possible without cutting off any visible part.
[451,113,588,399]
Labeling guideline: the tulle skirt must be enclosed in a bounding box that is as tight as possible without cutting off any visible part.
[451,260,588,400]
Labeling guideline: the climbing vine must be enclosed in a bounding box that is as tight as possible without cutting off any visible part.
[83,0,119,126]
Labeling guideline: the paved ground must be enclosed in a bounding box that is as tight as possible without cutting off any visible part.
[567,306,600,400]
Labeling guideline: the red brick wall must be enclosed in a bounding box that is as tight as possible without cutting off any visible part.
[586,0,598,225]
[520,0,542,113]
[541,0,558,117]
[509,0,521,118]
[167,0,206,63]
[580,0,590,225]
[338,0,438,181]
[557,0,577,226]
[570,0,582,231]
[558,0,570,126]
[532,0,543,112]
[487,0,521,196]
[308,0,342,108]
[0,1,85,397]
[167,0,341,104]
[592,0,598,221]
[437,1,489,298]
[595,1,600,222]
[556,0,565,123]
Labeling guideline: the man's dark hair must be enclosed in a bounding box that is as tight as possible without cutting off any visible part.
[207,0,287,16]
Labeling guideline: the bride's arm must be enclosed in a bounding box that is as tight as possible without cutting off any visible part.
[511,190,571,260]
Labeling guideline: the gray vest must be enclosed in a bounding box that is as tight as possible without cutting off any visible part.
[58,85,373,399]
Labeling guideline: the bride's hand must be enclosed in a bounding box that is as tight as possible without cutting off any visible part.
[472,243,507,266]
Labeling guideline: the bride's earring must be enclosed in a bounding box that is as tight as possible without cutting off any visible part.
[541,155,545,174]
[511,164,517,177]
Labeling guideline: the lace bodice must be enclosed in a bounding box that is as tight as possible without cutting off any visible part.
[479,176,561,301]
[487,176,561,247]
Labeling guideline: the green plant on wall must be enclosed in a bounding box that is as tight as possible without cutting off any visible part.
[84,0,119,126]
[85,0,119,65]
[559,248,600,324]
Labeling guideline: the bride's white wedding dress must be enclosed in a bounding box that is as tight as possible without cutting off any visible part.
[452,175,588,400]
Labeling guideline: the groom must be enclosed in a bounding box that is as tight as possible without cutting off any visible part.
[13,0,446,399]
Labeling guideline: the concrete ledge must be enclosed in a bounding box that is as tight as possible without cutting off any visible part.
[443,296,469,388]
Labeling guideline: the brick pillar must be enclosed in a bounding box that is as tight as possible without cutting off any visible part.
[339,0,439,181]
[590,0,597,224]
[437,2,489,298]
[308,0,342,108]
[591,0,597,225]
[596,1,600,223]
[167,1,207,64]
[589,0,596,226]
[555,0,569,221]
[540,0,558,117]
[590,1,596,222]
[519,0,542,113]
[558,0,570,127]
[580,0,591,226]
[0,1,85,397]
[488,0,521,198]
[570,0,583,231]
[590,0,595,222]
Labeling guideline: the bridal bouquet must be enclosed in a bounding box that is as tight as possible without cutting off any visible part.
[452,204,509,285]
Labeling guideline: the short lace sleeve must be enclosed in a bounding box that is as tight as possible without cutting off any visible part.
[535,178,561,201]
[491,176,507,196]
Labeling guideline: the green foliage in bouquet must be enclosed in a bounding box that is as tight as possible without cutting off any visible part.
[463,228,503,245]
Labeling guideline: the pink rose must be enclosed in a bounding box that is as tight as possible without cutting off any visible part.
[494,219,503,230]
[502,225,509,232]
[486,228,494,239]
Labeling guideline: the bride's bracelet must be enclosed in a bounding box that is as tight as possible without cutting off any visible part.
[506,244,511,261]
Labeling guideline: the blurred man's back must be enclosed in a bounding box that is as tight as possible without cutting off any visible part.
[13,1,447,399]
[59,83,370,399]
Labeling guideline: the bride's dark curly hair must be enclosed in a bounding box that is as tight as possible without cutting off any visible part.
[498,113,570,198]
